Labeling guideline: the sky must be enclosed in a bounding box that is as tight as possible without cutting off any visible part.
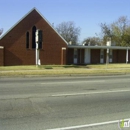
[0,0,130,43]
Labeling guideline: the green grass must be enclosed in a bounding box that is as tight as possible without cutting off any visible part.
[87,64,130,69]
[0,64,130,76]
[0,65,38,71]
[0,65,87,71]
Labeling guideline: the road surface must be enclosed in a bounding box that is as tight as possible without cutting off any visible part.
[0,75,130,130]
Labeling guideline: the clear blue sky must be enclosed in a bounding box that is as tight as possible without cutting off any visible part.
[0,0,130,43]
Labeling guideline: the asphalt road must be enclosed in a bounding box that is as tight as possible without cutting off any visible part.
[0,75,130,130]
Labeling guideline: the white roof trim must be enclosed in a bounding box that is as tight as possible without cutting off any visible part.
[0,8,36,40]
[68,45,130,50]
[0,8,68,45]
[0,46,4,49]
[34,8,68,45]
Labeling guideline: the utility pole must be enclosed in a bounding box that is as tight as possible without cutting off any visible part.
[35,29,42,66]
[106,37,111,68]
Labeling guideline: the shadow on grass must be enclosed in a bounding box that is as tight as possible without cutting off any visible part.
[44,67,53,69]
[38,65,89,69]
[63,65,79,68]
[38,66,53,69]
[63,65,89,68]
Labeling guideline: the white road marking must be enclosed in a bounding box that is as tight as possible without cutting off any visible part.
[47,118,130,130]
[41,80,105,85]
[51,89,130,97]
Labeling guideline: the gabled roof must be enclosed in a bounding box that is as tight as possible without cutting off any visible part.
[0,7,68,45]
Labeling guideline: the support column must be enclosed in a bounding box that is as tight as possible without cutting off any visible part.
[100,49,104,63]
[109,49,113,63]
[84,49,90,64]
[106,48,109,64]
[61,47,66,65]
[0,46,4,66]
[126,48,128,64]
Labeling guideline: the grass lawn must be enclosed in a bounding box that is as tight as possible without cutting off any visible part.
[0,64,130,76]
[87,64,130,69]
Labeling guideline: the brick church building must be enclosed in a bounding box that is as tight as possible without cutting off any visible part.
[0,8,130,66]
[0,8,67,66]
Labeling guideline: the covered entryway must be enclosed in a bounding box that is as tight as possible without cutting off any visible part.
[67,45,130,64]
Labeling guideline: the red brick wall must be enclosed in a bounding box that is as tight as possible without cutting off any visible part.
[113,50,118,63]
[67,49,74,64]
[91,49,100,64]
[113,50,126,63]
[0,47,4,66]
[128,50,130,63]
[0,9,67,66]
[117,50,126,63]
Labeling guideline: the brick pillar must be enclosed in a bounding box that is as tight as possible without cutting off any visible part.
[0,46,4,66]
[61,47,66,65]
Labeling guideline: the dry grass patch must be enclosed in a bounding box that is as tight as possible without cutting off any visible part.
[0,64,130,76]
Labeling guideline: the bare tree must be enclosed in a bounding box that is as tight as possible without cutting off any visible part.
[111,16,130,46]
[100,23,112,37]
[100,23,113,45]
[83,37,101,46]
[55,21,80,45]
[100,16,130,46]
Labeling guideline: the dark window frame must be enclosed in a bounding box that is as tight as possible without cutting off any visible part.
[26,32,29,49]
[32,26,36,49]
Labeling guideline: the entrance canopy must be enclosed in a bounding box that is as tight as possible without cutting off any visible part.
[68,45,130,50]
[67,45,130,64]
